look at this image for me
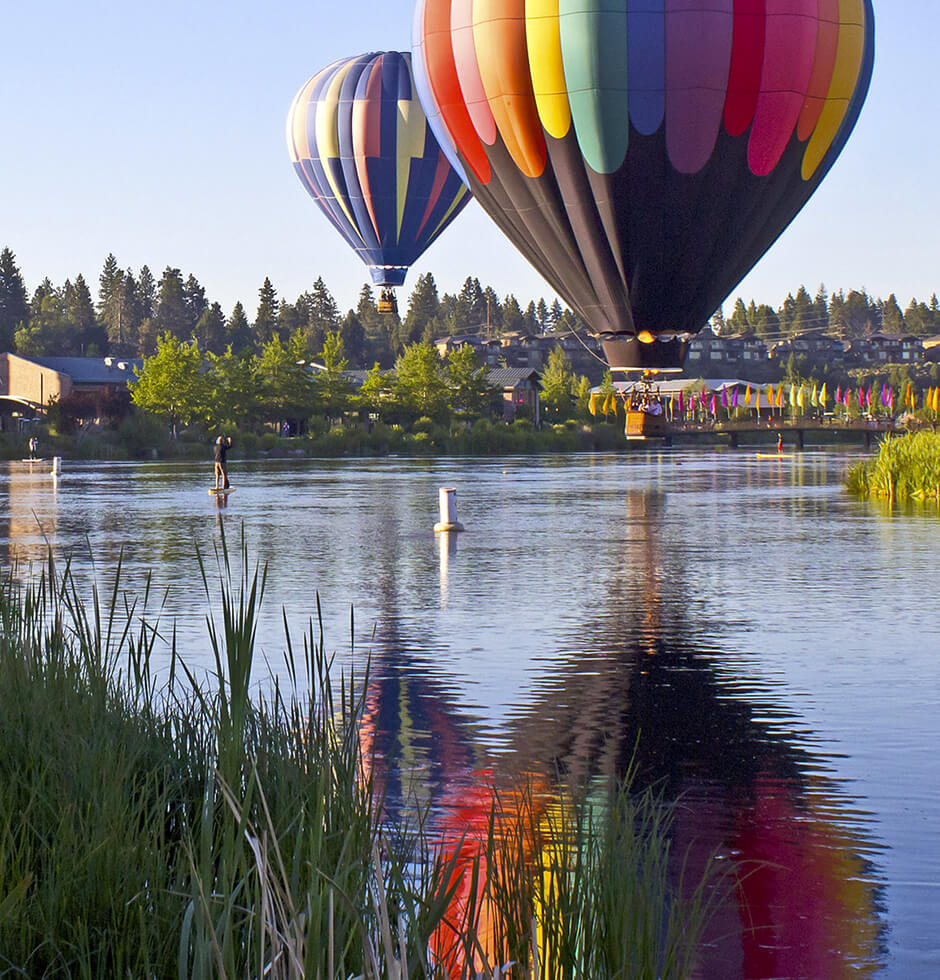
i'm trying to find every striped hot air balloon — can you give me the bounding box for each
[287,52,470,293]
[412,1,875,372]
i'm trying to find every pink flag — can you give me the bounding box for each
[710,394,717,416]
[721,386,728,409]
[678,390,685,413]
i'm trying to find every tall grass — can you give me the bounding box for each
[847,431,940,502]
[0,540,719,978]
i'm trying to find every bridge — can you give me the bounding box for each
[662,418,906,449]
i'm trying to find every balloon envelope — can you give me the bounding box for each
[287,51,470,287]
[412,1,874,370]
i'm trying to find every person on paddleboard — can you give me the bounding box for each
[213,435,232,490]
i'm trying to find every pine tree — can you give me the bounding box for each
[535,297,549,334]
[306,277,340,353]
[226,301,253,353]
[31,278,57,315]
[0,248,30,351]
[136,266,156,322]
[153,267,190,340]
[194,302,227,354]
[254,277,279,346]
[339,309,366,367]
[501,294,524,332]
[182,274,207,335]
[401,273,440,348]
[727,297,749,334]
[879,294,905,334]
[64,274,105,353]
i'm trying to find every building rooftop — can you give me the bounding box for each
[24,356,143,384]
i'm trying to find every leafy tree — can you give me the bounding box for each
[129,333,206,436]
[256,331,314,425]
[153,267,190,340]
[446,343,493,419]
[357,362,393,418]
[0,247,30,350]
[206,349,260,428]
[574,374,593,419]
[393,341,449,421]
[254,277,279,346]
[15,294,71,356]
[315,330,352,419]
[540,345,575,418]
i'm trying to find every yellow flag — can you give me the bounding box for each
[589,392,599,417]
[602,393,611,416]
[755,390,761,411]
[745,385,752,406]
[934,387,940,413]
[766,384,774,407]
[819,383,827,408]
[777,386,784,408]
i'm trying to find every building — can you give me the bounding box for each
[0,354,141,429]
[485,367,541,424]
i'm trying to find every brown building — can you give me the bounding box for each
[0,354,141,429]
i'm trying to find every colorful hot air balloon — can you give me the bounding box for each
[412,2,874,371]
[287,51,470,302]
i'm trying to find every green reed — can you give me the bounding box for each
[847,431,940,502]
[0,544,719,978]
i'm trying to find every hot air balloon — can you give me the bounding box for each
[412,1,874,371]
[287,51,470,313]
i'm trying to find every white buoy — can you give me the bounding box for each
[433,487,465,532]
[52,456,62,475]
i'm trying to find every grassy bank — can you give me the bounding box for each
[0,417,631,463]
[846,431,940,502]
[0,540,718,978]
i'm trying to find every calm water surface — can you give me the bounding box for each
[1,451,938,978]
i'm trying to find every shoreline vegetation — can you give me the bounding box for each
[846,431,940,502]
[0,537,719,978]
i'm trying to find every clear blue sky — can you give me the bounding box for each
[0,2,935,321]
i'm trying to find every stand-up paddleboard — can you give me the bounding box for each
[756,453,787,459]
[21,458,46,463]
[209,487,236,495]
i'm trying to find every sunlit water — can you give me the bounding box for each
[2,451,938,978]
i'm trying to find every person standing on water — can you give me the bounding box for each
[213,435,232,490]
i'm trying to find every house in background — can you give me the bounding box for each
[0,354,141,430]
[485,367,541,424]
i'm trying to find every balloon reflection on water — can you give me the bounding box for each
[357,489,886,978]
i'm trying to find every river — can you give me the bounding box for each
[1,450,938,978]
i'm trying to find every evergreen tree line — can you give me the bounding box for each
[0,247,578,368]
[3,247,938,367]
[715,284,940,341]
